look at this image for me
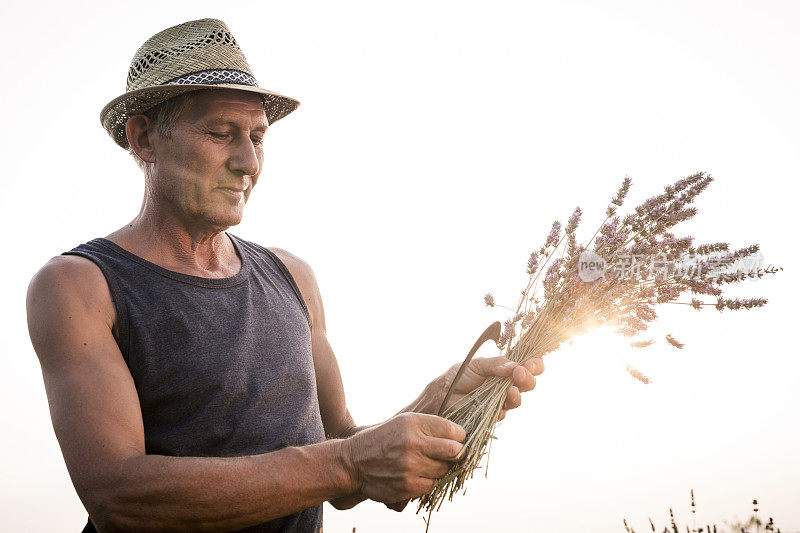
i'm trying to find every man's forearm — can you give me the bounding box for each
[397,373,447,416]
[90,438,353,532]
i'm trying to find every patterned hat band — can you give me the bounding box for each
[164,68,259,88]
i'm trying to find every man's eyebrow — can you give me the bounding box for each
[204,119,268,132]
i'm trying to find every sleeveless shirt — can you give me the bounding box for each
[63,233,326,533]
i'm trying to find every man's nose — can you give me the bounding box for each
[228,136,260,178]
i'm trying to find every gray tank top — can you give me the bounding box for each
[64,233,325,532]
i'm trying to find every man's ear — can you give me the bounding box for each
[126,115,157,164]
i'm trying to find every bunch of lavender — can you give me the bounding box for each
[415,172,781,525]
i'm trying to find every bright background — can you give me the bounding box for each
[1,1,797,532]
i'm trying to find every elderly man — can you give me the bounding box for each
[26,18,543,532]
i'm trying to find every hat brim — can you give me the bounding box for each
[100,84,300,149]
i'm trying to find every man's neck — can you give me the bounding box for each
[106,207,242,279]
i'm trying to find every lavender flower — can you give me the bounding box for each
[521,311,535,329]
[542,258,564,300]
[626,365,651,384]
[545,220,562,249]
[713,297,768,311]
[607,176,632,217]
[526,252,539,275]
[694,242,729,255]
[566,206,583,234]
[732,244,760,259]
[497,318,516,349]
[665,334,685,349]
[483,293,495,307]
[630,339,655,348]
[656,284,681,303]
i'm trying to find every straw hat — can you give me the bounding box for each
[100,18,300,149]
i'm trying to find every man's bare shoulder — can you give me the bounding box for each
[26,255,116,352]
[267,247,325,331]
[268,247,314,283]
[28,254,109,299]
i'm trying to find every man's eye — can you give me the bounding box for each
[252,137,265,146]
[210,132,230,139]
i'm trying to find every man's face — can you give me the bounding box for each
[148,89,268,231]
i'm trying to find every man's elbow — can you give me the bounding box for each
[83,495,131,532]
[329,499,352,511]
[87,499,171,533]
[79,472,156,532]
[89,514,130,533]
[329,494,367,511]
[81,485,141,532]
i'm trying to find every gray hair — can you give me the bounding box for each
[126,91,199,171]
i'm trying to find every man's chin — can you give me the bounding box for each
[202,210,245,232]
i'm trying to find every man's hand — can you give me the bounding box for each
[340,412,467,506]
[439,355,545,421]
[381,355,545,513]
[333,356,545,513]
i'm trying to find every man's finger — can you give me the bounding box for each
[416,413,467,442]
[504,385,522,410]
[527,357,545,376]
[416,457,454,481]
[421,436,468,462]
[512,365,537,393]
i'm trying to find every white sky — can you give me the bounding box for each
[1,1,798,532]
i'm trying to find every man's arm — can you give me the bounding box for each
[273,249,439,512]
[272,249,545,511]
[269,249,370,510]
[26,256,355,531]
